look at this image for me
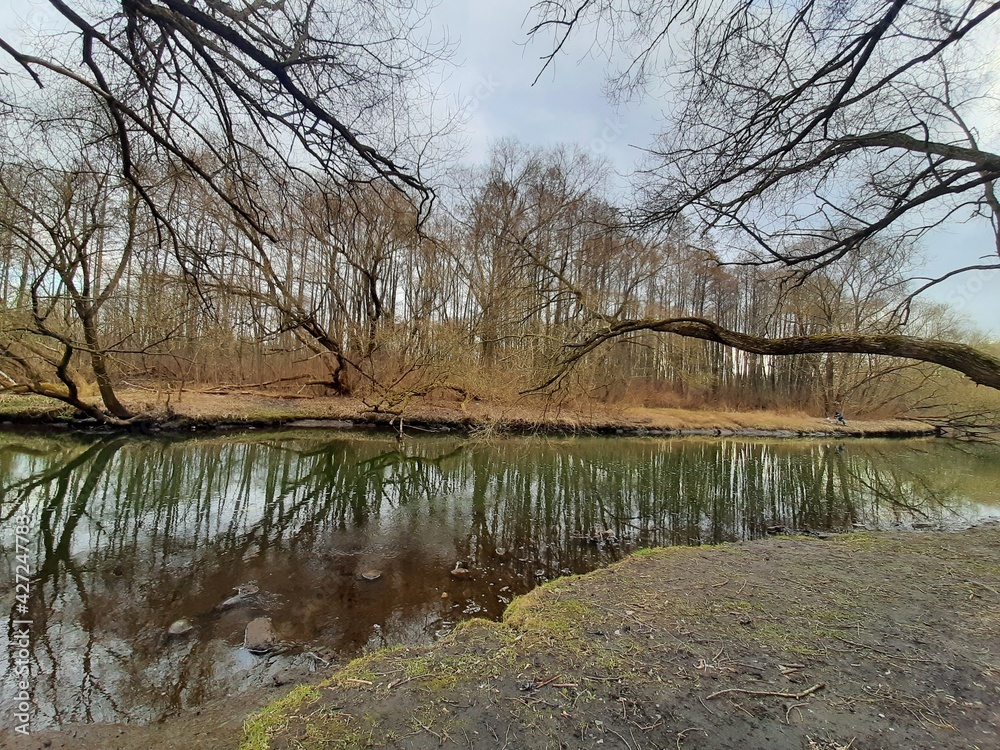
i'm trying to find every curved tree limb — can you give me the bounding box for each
[531,317,1000,393]
[527,0,1000,278]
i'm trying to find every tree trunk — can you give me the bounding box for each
[79,311,133,419]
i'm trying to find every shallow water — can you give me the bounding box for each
[2,429,998,728]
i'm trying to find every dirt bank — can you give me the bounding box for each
[2,527,997,750]
[0,390,937,438]
[237,526,999,750]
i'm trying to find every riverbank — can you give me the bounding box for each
[0,389,937,438]
[2,526,997,750]
[243,525,1000,750]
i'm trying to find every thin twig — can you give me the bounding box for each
[387,674,434,690]
[833,636,936,663]
[964,579,1000,596]
[707,683,825,700]
[785,701,809,724]
[607,726,634,750]
[632,718,664,731]
[501,723,513,750]
[417,721,441,740]
[676,727,707,748]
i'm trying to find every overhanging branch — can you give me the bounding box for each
[531,316,1000,392]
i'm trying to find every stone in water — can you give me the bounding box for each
[167,619,194,637]
[245,617,277,654]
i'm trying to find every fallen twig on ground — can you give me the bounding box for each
[707,683,825,700]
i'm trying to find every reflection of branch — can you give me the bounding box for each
[38,440,128,580]
[356,444,467,474]
[847,461,957,519]
[352,446,467,505]
[0,440,107,523]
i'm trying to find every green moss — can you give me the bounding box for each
[239,684,321,750]
[750,621,835,656]
[296,711,382,750]
[630,546,664,558]
[405,648,513,693]
[506,595,593,636]
[332,646,406,685]
[449,616,509,638]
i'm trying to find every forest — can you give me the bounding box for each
[2,0,1000,426]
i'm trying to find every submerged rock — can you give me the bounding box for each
[219,583,260,609]
[450,561,471,578]
[360,569,382,581]
[244,617,277,654]
[167,619,194,637]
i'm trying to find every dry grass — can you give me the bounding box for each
[620,405,922,434]
[157,389,935,435]
[0,387,935,436]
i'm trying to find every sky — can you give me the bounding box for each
[430,1,1000,336]
[431,1,654,179]
[2,0,998,335]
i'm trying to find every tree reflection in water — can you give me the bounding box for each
[1,431,997,728]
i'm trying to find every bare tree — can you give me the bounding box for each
[0,157,144,422]
[1,0,447,240]
[456,141,620,366]
[528,0,1000,390]
[0,0,451,416]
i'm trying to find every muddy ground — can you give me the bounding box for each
[237,526,999,750]
[6,526,997,750]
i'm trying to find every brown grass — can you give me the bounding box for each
[0,384,936,436]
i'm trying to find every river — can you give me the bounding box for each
[2,429,998,729]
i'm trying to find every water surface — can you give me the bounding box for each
[2,429,998,728]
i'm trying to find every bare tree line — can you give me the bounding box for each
[525,0,1000,391]
[1,124,980,422]
[1,0,1000,424]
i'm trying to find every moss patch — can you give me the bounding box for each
[239,684,320,750]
